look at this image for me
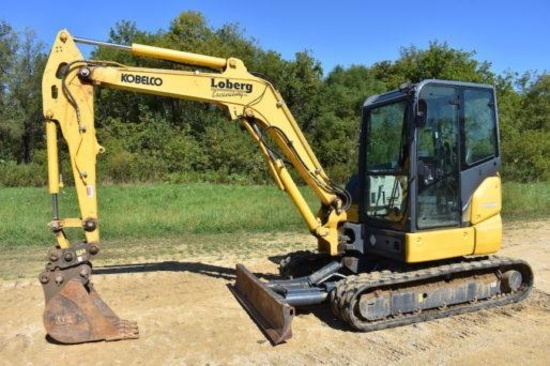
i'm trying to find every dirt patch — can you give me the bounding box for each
[1,222,549,365]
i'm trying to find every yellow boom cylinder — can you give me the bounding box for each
[274,160,320,233]
[131,44,227,69]
[72,34,227,69]
[46,120,60,194]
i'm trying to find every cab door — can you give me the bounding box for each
[415,85,461,229]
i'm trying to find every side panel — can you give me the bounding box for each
[470,176,502,255]
[473,214,502,255]
[470,176,502,225]
[405,227,475,263]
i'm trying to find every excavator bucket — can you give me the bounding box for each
[231,264,294,345]
[40,263,139,344]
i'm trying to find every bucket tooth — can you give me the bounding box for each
[231,264,294,345]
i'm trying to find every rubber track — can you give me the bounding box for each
[330,256,534,331]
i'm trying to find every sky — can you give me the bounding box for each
[2,0,549,76]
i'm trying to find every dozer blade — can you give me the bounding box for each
[44,279,139,344]
[231,264,294,345]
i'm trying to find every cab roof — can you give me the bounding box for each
[363,79,495,107]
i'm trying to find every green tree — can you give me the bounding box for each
[523,73,550,131]
[9,29,46,162]
[0,20,19,162]
[372,41,495,89]
[4,13,549,186]
[501,72,550,181]
[308,65,385,181]
[0,23,45,163]
[89,11,327,183]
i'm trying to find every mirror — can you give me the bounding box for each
[415,99,427,128]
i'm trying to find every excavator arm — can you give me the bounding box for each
[40,30,348,344]
[43,30,347,254]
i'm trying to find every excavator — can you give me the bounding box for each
[40,29,533,345]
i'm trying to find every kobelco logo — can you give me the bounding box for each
[121,73,163,86]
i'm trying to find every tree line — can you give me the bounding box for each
[0,12,549,187]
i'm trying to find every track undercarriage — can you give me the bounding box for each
[233,253,533,345]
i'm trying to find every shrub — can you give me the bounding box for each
[0,161,47,187]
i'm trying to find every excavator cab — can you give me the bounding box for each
[354,80,502,263]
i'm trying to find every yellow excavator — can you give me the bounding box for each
[40,30,533,345]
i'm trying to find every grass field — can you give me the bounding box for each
[501,182,550,218]
[0,183,317,248]
[0,182,548,248]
